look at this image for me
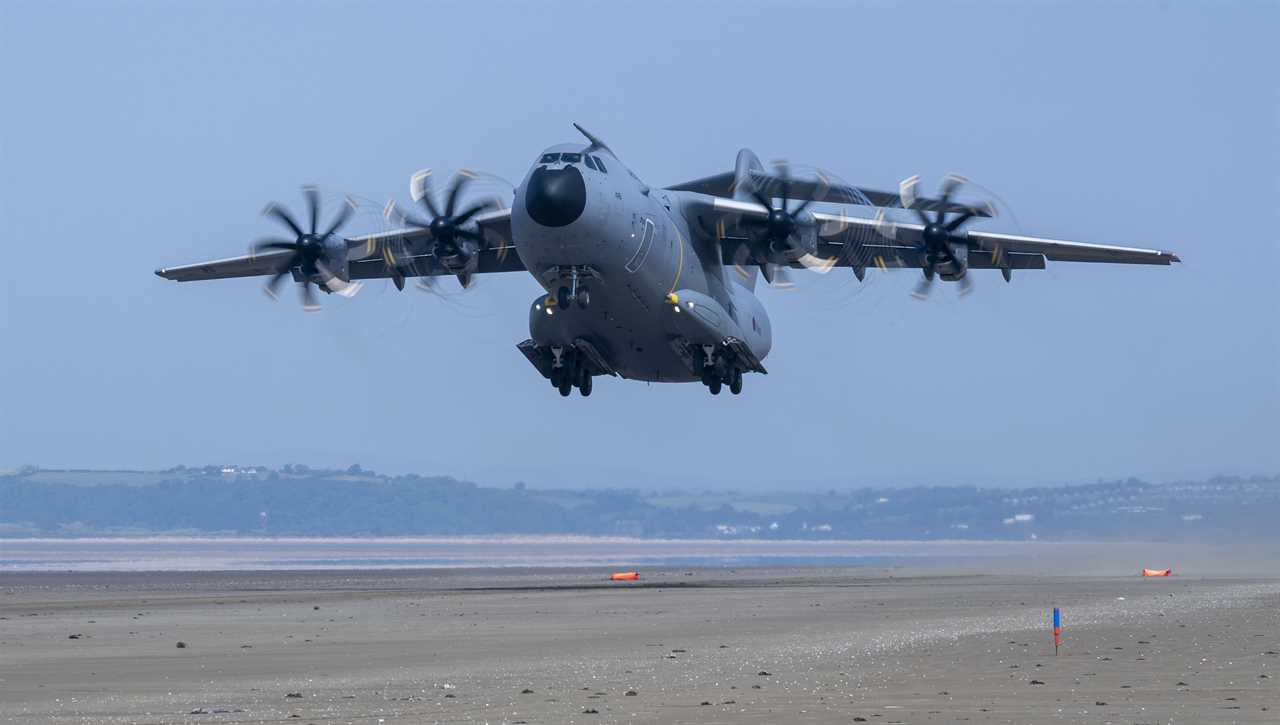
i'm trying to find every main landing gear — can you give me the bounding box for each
[694,345,745,396]
[549,347,593,397]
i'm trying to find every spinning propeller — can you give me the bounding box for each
[733,161,820,287]
[253,187,356,311]
[880,174,993,299]
[385,170,502,290]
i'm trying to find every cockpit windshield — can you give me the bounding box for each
[537,151,607,173]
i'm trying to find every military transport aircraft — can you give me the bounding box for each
[156,124,1180,397]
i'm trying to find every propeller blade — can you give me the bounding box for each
[873,209,898,241]
[898,175,920,209]
[775,160,791,214]
[911,274,934,300]
[445,171,473,217]
[935,174,965,225]
[899,176,931,225]
[415,171,441,219]
[797,253,836,273]
[304,186,320,235]
[263,266,291,300]
[314,258,337,286]
[945,210,977,232]
[263,203,305,238]
[384,200,429,230]
[452,200,494,226]
[939,174,966,201]
[300,281,319,311]
[253,239,300,254]
[761,262,777,285]
[321,197,355,238]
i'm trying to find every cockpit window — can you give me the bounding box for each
[583,154,598,171]
[539,153,560,164]
[592,155,608,173]
[560,152,582,164]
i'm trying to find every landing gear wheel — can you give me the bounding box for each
[709,379,722,395]
[556,286,570,310]
[576,289,591,309]
[558,377,573,397]
[729,370,743,395]
[579,373,592,397]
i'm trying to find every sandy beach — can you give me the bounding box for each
[1,567,1276,724]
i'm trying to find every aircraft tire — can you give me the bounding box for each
[558,379,573,397]
[709,379,722,395]
[730,371,743,395]
[556,286,570,310]
[579,374,592,397]
[577,289,590,309]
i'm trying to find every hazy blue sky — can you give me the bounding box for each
[1,1,1276,489]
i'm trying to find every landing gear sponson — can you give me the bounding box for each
[518,334,763,398]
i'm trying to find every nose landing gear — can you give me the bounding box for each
[549,265,597,310]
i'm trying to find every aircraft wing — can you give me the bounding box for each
[667,171,988,217]
[694,197,1179,271]
[154,249,300,282]
[809,212,1181,268]
[156,208,521,282]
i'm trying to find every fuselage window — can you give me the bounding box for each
[583,154,598,171]
[539,153,560,164]
[560,152,582,164]
[593,156,608,173]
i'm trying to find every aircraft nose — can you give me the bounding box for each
[525,164,586,227]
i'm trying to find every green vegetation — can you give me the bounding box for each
[1,466,1276,541]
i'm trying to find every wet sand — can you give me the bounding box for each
[1,567,1276,724]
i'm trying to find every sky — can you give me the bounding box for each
[1,1,1276,490]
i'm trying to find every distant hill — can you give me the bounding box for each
[1,465,1277,541]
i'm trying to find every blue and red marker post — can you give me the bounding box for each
[1053,607,1062,655]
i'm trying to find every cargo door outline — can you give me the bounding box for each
[625,216,656,273]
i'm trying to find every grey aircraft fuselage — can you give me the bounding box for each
[513,142,771,383]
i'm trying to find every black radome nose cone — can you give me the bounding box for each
[525,164,586,227]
